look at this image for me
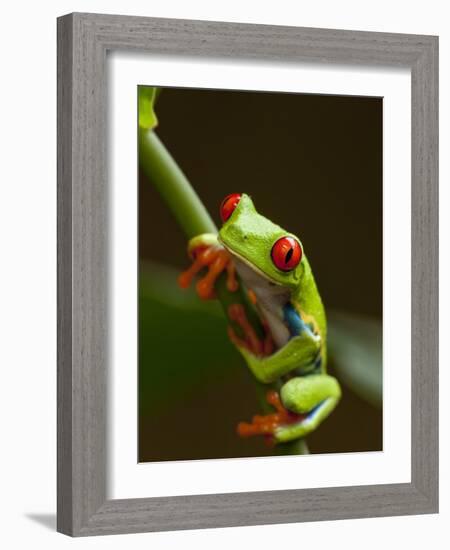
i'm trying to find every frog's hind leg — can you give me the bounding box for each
[275,374,341,443]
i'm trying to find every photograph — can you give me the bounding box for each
[138,86,383,462]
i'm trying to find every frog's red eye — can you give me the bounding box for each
[220,193,242,222]
[271,237,302,271]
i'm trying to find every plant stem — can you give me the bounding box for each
[276,439,309,456]
[139,129,217,239]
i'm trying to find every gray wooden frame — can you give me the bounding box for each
[57,12,438,537]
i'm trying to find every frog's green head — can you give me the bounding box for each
[218,193,305,289]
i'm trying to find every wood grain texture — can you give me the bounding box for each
[410,36,439,506]
[57,12,439,536]
[57,14,73,535]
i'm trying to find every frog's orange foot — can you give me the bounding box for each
[237,390,303,442]
[178,244,238,300]
[227,303,274,357]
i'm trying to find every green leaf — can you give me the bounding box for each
[328,311,382,408]
[138,86,159,130]
[139,262,240,417]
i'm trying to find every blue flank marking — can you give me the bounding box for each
[283,303,308,337]
[303,400,328,425]
[283,302,323,373]
[307,402,322,419]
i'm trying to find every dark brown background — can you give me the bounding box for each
[139,88,382,462]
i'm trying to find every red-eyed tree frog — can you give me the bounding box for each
[179,193,341,445]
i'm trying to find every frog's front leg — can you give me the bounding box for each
[178,233,238,299]
[274,374,341,443]
[235,328,322,384]
[179,233,273,356]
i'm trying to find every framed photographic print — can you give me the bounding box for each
[57,13,438,536]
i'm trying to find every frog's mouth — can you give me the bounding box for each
[220,242,292,349]
[218,238,281,286]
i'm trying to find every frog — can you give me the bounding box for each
[178,193,341,445]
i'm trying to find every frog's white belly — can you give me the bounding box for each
[258,304,290,348]
[230,254,291,349]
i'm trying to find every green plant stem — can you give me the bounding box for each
[276,439,309,455]
[139,129,216,239]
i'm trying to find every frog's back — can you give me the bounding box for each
[291,256,327,371]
